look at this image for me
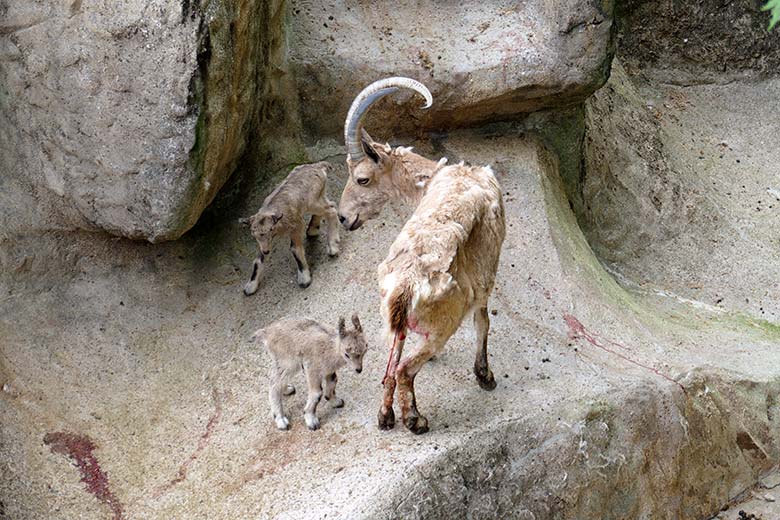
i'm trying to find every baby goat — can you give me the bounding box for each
[338,78,506,434]
[241,161,340,295]
[254,315,368,431]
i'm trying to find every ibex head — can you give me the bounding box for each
[338,313,368,373]
[338,77,432,231]
[246,211,282,255]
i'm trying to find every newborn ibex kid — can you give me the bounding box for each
[254,314,367,430]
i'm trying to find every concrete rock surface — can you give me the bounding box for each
[617,0,780,83]
[0,0,275,241]
[2,1,780,518]
[581,60,780,322]
[1,129,778,519]
[1,0,614,241]
[288,0,615,137]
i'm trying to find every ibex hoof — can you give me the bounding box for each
[404,415,429,435]
[331,397,345,408]
[476,370,497,391]
[378,407,395,430]
[297,268,312,288]
[283,384,296,396]
[274,416,290,430]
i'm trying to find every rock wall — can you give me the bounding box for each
[1,0,616,241]
[0,0,283,242]
[617,0,780,83]
[580,60,690,263]
[287,0,615,137]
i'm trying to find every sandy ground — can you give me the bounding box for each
[1,81,779,518]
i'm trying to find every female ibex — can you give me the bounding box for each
[338,78,506,434]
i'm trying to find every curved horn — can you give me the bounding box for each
[344,77,433,162]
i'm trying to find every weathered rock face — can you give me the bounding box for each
[580,60,690,263]
[0,0,278,242]
[1,0,613,241]
[617,0,780,82]
[287,0,616,138]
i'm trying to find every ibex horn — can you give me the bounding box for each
[344,77,433,162]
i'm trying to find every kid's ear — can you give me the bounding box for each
[238,217,251,226]
[272,212,282,225]
[351,313,362,332]
[338,317,347,337]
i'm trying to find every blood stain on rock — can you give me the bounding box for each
[43,431,124,520]
[153,387,224,498]
[564,313,686,394]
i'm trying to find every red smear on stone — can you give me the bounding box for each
[231,429,344,492]
[43,431,124,520]
[528,277,555,300]
[564,313,687,394]
[153,388,223,498]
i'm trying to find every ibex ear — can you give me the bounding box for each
[271,212,282,225]
[361,128,382,164]
[338,317,347,337]
[238,217,251,226]
[351,313,362,332]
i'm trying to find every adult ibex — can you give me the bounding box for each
[339,78,506,434]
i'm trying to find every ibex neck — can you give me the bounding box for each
[328,346,347,372]
[390,152,443,205]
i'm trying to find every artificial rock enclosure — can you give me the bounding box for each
[1,1,779,519]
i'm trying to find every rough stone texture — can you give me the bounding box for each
[580,59,780,322]
[287,0,615,137]
[1,131,778,519]
[2,1,780,518]
[581,60,690,263]
[0,0,276,241]
[715,474,780,519]
[617,0,780,83]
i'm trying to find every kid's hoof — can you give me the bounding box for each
[331,397,345,408]
[243,283,258,296]
[274,416,290,430]
[305,416,320,431]
[404,415,429,435]
[476,370,497,391]
[378,408,395,430]
[283,384,296,396]
[328,247,340,257]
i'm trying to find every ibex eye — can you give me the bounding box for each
[345,353,351,359]
[357,177,370,186]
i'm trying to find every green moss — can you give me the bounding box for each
[536,141,645,316]
[714,312,780,341]
[527,108,587,215]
